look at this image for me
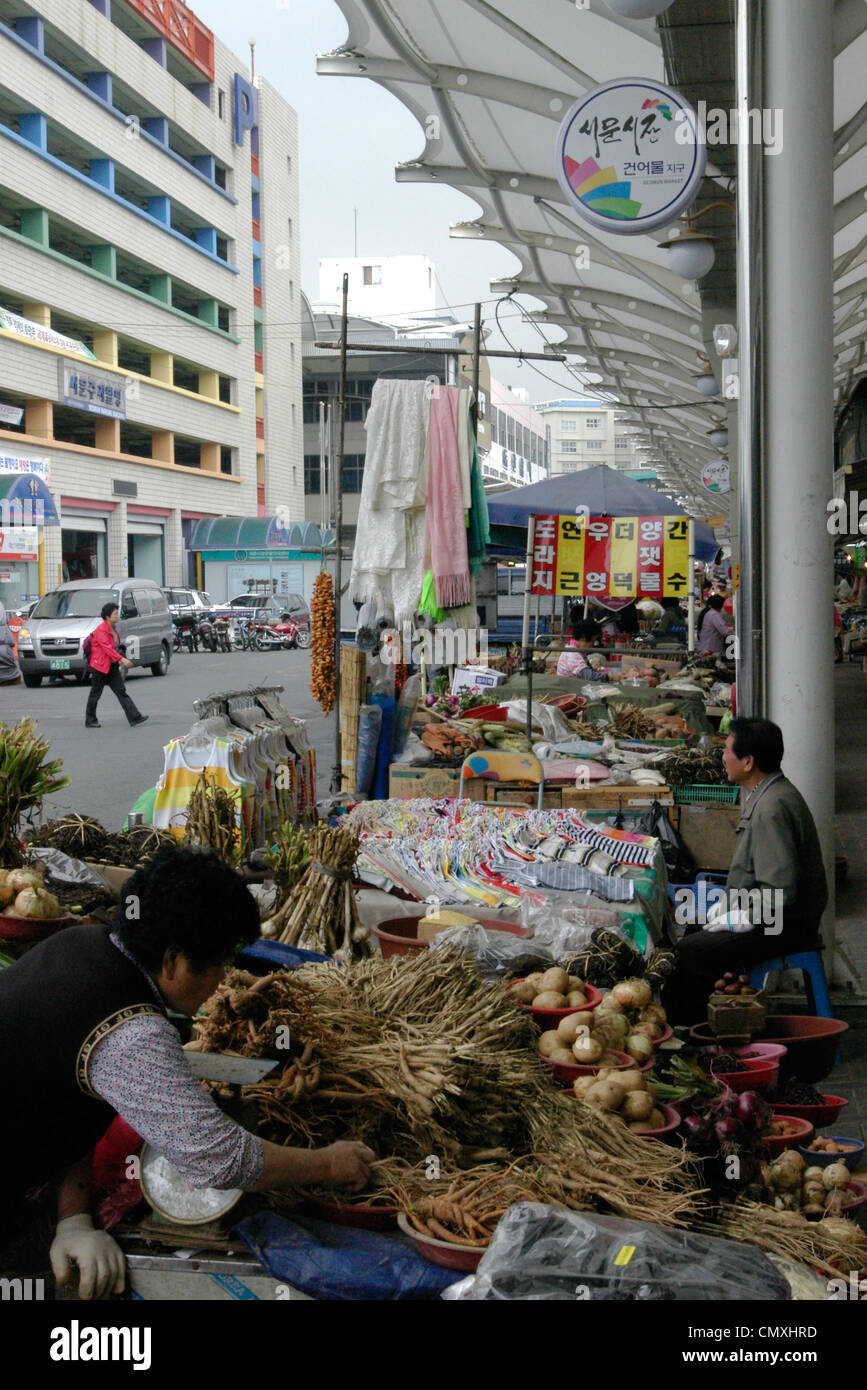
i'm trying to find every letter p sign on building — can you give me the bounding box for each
[234,73,259,146]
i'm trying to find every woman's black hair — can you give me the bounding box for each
[697,592,725,631]
[729,717,784,774]
[571,619,597,643]
[114,844,259,973]
[616,603,639,636]
[101,601,118,621]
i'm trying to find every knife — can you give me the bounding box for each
[184,1052,280,1086]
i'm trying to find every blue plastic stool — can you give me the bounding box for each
[748,950,832,1018]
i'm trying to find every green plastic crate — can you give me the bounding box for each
[673,784,740,805]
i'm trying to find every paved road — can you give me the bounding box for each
[1,649,335,829]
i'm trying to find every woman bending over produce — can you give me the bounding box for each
[0,845,373,1299]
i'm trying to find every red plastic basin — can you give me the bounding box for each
[690,1015,848,1084]
[396,1212,484,1271]
[769,1094,849,1129]
[372,915,529,958]
[712,1056,780,1093]
[802,1180,867,1222]
[762,1114,815,1155]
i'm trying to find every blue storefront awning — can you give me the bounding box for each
[189,516,333,552]
[0,473,60,525]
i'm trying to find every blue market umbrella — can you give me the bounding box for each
[486,465,721,563]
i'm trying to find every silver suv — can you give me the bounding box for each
[17,578,173,688]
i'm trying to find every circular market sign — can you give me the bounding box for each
[701,459,730,494]
[555,79,706,236]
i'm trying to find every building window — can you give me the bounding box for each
[585,416,601,430]
[559,459,578,473]
[362,265,382,286]
[287,156,292,177]
[218,90,226,120]
[304,454,322,494]
[220,446,234,475]
[586,441,603,451]
[287,217,293,242]
[561,440,578,454]
[616,437,629,450]
[342,454,365,493]
[561,419,577,432]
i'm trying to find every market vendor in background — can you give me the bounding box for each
[0,846,374,1299]
[650,597,686,645]
[696,593,732,657]
[664,718,828,1025]
[557,609,610,683]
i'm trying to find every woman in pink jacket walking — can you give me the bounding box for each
[84,602,148,729]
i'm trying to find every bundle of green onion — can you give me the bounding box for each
[0,719,69,867]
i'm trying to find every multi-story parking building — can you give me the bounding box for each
[0,0,302,611]
[537,399,642,476]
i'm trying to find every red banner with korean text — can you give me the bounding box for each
[530,515,690,599]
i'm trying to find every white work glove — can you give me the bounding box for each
[50,1213,126,1300]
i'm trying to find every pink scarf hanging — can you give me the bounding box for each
[426,386,471,608]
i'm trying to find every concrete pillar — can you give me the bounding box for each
[14,16,44,53]
[763,0,836,956]
[152,431,174,465]
[198,369,220,400]
[142,116,169,144]
[200,443,220,473]
[19,113,47,151]
[165,508,184,585]
[148,274,172,306]
[92,329,118,366]
[85,72,113,104]
[25,399,52,438]
[150,352,173,385]
[20,209,49,247]
[141,37,167,66]
[197,299,219,327]
[107,500,127,577]
[42,523,64,591]
[90,245,116,278]
[89,158,115,192]
[147,196,171,225]
[21,302,51,326]
[194,227,218,255]
[94,418,120,453]
[193,154,216,180]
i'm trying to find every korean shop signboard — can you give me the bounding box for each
[555,78,706,235]
[530,515,690,600]
[59,360,126,419]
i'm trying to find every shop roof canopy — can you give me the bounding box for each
[189,516,333,552]
[486,464,720,562]
[0,473,59,525]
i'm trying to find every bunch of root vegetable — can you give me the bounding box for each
[260,822,370,959]
[192,947,701,1228]
[183,772,243,867]
[264,821,311,907]
[310,572,336,716]
[606,703,663,741]
[698,1200,867,1279]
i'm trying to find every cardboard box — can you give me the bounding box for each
[676,801,742,872]
[451,666,507,696]
[485,782,562,809]
[561,785,673,811]
[84,861,135,895]
[389,764,486,800]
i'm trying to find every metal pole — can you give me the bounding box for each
[764,0,836,965]
[331,273,349,794]
[522,517,536,745]
[687,520,696,654]
[735,0,765,715]
[471,302,481,428]
[318,401,326,532]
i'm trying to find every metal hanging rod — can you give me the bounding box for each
[313,340,567,361]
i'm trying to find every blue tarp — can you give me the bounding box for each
[486,465,721,564]
[234,1211,459,1300]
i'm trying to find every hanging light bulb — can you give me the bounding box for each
[659,228,717,280]
[695,372,720,397]
[709,426,729,450]
[602,0,676,17]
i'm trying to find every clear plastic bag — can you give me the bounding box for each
[443,1204,792,1301]
[428,924,554,979]
[27,846,111,888]
[394,731,433,766]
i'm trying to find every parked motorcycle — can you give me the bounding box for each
[198,612,232,653]
[229,613,255,651]
[173,615,200,654]
[250,615,311,652]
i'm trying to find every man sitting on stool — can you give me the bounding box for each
[665,718,828,1025]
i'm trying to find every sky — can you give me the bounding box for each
[192,0,594,404]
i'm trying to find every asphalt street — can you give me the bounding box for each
[1,648,334,829]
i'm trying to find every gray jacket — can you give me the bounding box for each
[726,773,828,938]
